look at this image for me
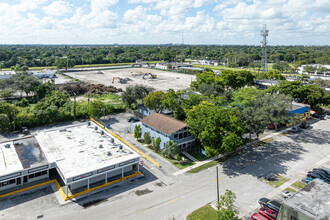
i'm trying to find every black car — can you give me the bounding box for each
[299,122,310,129]
[307,171,330,182]
[313,168,330,176]
[127,117,140,122]
[311,113,325,119]
[258,198,281,212]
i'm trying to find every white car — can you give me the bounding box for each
[282,191,294,198]
[326,112,330,119]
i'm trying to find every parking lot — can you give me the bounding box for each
[0,118,329,220]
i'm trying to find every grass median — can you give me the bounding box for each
[187,149,245,174]
[186,204,218,220]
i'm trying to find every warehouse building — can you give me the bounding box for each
[0,121,141,197]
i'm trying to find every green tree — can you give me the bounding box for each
[161,89,186,120]
[0,88,15,98]
[164,140,180,158]
[35,80,56,100]
[0,114,10,132]
[232,88,263,107]
[155,137,161,150]
[144,91,165,113]
[217,190,240,220]
[134,124,142,139]
[218,70,255,90]
[144,132,151,144]
[88,100,106,118]
[185,101,245,156]
[122,85,153,108]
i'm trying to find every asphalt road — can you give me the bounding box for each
[0,119,329,220]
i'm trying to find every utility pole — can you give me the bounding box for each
[66,57,68,71]
[216,166,220,210]
[13,102,16,131]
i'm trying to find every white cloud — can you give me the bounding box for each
[88,0,119,9]
[43,1,71,16]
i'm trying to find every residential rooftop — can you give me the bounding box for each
[141,113,187,135]
[35,121,140,179]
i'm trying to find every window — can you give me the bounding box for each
[41,171,48,175]
[179,133,183,139]
[9,179,15,184]
[29,174,35,179]
[174,134,178,138]
[35,172,41,177]
[184,132,188,138]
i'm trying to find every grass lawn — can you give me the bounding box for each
[189,150,208,161]
[254,138,274,146]
[292,181,306,190]
[266,175,289,188]
[186,204,218,220]
[187,149,245,174]
[285,187,297,193]
[193,64,258,73]
[144,145,195,170]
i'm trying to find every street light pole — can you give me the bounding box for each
[216,166,220,210]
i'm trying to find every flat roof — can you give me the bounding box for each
[283,179,330,219]
[0,137,47,176]
[0,142,23,176]
[35,121,140,179]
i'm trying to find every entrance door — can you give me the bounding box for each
[23,176,28,183]
[16,177,21,185]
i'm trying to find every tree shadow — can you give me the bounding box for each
[221,141,307,178]
[287,128,330,145]
[103,118,120,125]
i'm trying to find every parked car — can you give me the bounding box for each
[313,168,330,176]
[127,117,140,122]
[259,207,278,220]
[290,126,300,133]
[307,171,330,182]
[311,113,325,119]
[299,122,310,129]
[325,112,330,119]
[21,126,29,135]
[251,213,269,220]
[304,177,326,183]
[258,198,281,212]
[282,191,294,199]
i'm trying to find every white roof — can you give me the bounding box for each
[35,122,140,179]
[0,142,23,176]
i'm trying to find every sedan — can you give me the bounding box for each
[311,113,325,119]
[299,122,310,129]
[313,168,330,176]
[251,213,269,220]
[259,207,278,220]
[258,198,281,212]
[127,117,140,122]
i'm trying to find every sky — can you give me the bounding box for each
[0,0,329,45]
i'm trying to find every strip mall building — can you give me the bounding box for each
[0,121,141,197]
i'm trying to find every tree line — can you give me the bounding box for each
[0,45,329,69]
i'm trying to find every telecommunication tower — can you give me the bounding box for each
[260,25,269,72]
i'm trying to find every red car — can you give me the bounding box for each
[251,213,269,220]
[259,207,278,220]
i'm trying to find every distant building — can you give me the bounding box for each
[29,69,56,79]
[132,113,195,151]
[137,104,172,117]
[0,71,15,80]
[254,79,281,90]
[277,179,330,220]
[155,63,193,70]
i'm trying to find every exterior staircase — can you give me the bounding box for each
[182,151,199,162]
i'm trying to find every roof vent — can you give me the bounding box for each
[110,138,114,143]
[5,144,10,148]
[88,121,91,126]
[95,126,98,131]
[99,144,103,148]
[107,152,112,156]
[14,142,19,145]
[101,130,104,135]
[119,145,123,150]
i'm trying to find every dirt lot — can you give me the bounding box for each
[65,68,196,91]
